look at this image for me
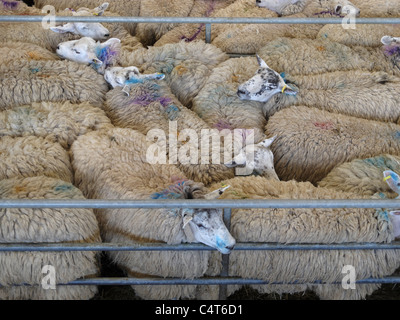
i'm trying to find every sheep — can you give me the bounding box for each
[0,42,59,64]
[257,37,400,77]
[264,106,400,184]
[349,0,400,18]
[207,175,400,300]
[0,175,101,300]
[0,101,113,149]
[317,154,400,198]
[238,55,400,123]
[0,59,109,109]
[33,0,141,35]
[0,136,73,183]
[191,56,268,143]
[70,126,235,300]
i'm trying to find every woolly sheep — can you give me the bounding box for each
[0,136,73,183]
[239,56,400,122]
[0,59,108,109]
[350,0,400,17]
[208,175,400,300]
[0,42,59,64]
[318,154,400,198]
[0,101,113,149]
[191,56,267,143]
[0,175,100,300]
[33,0,141,34]
[265,106,400,184]
[70,127,235,299]
[258,37,400,76]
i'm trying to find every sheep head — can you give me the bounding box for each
[237,55,296,103]
[225,135,279,180]
[51,3,110,40]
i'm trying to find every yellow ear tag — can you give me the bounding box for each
[282,85,287,93]
[383,175,392,182]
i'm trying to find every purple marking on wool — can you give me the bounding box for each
[383,44,400,57]
[1,0,19,9]
[129,90,173,108]
[214,119,233,131]
[313,10,344,18]
[159,96,172,108]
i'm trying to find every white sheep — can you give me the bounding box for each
[208,175,400,300]
[0,175,100,300]
[0,41,59,65]
[70,126,235,299]
[0,101,113,149]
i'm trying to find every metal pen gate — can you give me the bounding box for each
[2,13,400,299]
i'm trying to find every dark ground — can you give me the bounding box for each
[91,253,400,300]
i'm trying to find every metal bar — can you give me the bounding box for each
[1,15,400,24]
[219,208,232,300]
[0,241,400,252]
[13,276,400,286]
[205,23,211,43]
[1,199,400,209]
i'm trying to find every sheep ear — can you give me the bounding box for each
[101,38,121,48]
[381,35,394,45]
[95,2,109,15]
[91,57,103,65]
[258,135,277,148]
[181,209,194,229]
[389,211,400,238]
[204,185,230,199]
[50,23,76,33]
[256,54,268,68]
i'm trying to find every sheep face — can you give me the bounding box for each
[256,0,300,14]
[51,2,110,40]
[225,136,279,180]
[182,208,236,254]
[330,0,360,17]
[389,211,400,238]
[56,37,120,67]
[104,66,165,88]
[237,55,296,103]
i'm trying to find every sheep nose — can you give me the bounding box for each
[237,89,246,95]
[104,33,110,37]
[225,244,235,251]
[256,0,261,3]
[56,45,60,50]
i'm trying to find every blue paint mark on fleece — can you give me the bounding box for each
[1,0,19,9]
[394,131,400,139]
[151,180,187,199]
[54,184,73,192]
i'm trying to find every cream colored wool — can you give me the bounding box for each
[0,60,108,110]
[265,106,400,184]
[0,136,73,183]
[71,127,222,299]
[0,101,113,149]
[318,24,400,47]
[262,70,400,123]
[0,176,100,300]
[257,37,400,76]
[318,154,400,198]
[0,42,59,64]
[104,81,235,186]
[208,176,400,299]
[351,0,400,17]
[33,0,140,35]
[192,56,267,143]
[119,40,228,107]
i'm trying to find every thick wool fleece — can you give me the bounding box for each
[192,56,267,143]
[0,101,113,149]
[262,70,400,123]
[0,42,59,65]
[0,176,100,300]
[0,60,108,110]
[33,0,140,34]
[0,136,73,183]
[257,37,400,77]
[265,106,400,184]
[120,40,228,107]
[70,127,221,299]
[104,81,235,186]
[351,0,400,17]
[209,176,400,300]
[318,154,400,198]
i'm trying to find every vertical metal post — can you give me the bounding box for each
[219,207,232,300]
[205,23,211,43]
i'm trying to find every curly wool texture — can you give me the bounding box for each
[0,60,108,110]
[120,40,228,108]
[257,37,400,77]
[0,136,73,183]
[265,106,400,184]
[105,80,234,186]
[70,127,221,300]
[208,176,400,300]
[0,101,113,149]
[0,42,59,65]
[350,0,400,17]
[192,56,267,143]
[262,70,400,123]
[0,176,100,300]
[318,154,400,197]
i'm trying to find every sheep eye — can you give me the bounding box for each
[72,48,81,54]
